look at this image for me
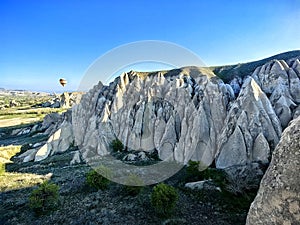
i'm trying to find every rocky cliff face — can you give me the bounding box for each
[246,116,300,225]
[252,59,300,128]
[216,77,281,168]
[18,53,300,171]
[72,68,231,166]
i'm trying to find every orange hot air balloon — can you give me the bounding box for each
[59,78,67,87]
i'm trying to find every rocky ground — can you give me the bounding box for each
[0,123,254,225]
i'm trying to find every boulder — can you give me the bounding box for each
[246,116,300,225]
[185,180,221,192]
[224,163,266,195]
[137,151,148,161]
[123,153,137,161]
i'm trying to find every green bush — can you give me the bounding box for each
[185,161,226,188]
[123,174,144,196]
[185,160,203,182]
[29,181,59,215]
[204,168,227,188]
[110,139,124,152]
[86,165,112,190]
[151,183,178,217]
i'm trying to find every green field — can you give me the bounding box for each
[0,94,66,127]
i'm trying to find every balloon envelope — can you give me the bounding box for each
[59,78,67,87]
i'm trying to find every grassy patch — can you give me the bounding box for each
[0,145,50,192]
[0,95,51,106]
[0,107,66,128]
[0,172,49,192]
[0,108,66,117]
[0,145,21,162]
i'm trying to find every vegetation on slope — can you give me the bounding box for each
[211,50,300,82]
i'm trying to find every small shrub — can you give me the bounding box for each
[123,174,144,196]
[110,139,124,152]
[151,183,178,217]
[86,165,112,190]
[149,149,160,161]
[29,181,59,215]
[225,168,261,195]
[204,168,227,189]
[185,161,226,188]
[185,160,204,182]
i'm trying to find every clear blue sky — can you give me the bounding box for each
[1,0,299,91]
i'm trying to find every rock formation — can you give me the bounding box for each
[34,119,74,162]
[41,92,83,108]
[216,77,281,168]
[17,52,300,172]
[246,116,300,225]
[252,59,300,128]
[72,68,231,166]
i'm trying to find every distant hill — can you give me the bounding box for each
[211,50,300,82]
[0,88,51,97]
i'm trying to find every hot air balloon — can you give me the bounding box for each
[59,78,67,87]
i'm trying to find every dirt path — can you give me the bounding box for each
[0,117,41,128]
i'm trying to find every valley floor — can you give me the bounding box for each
[1,159,248,225]
[0,118,252,225]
